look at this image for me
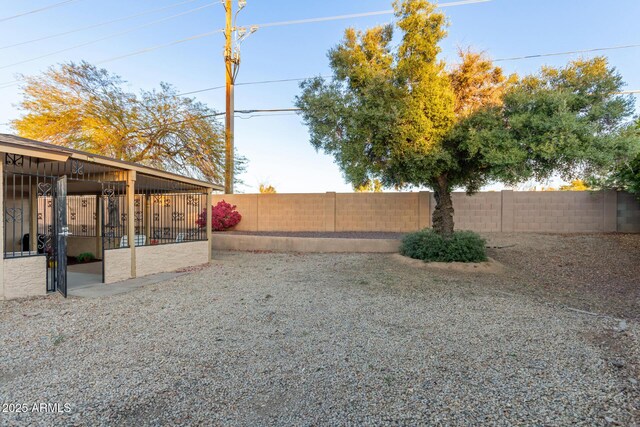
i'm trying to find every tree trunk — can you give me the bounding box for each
[432,175,455,237]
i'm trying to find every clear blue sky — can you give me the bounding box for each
[0,0,638,193]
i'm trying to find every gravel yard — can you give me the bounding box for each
[483,233,640,320]
[1,235,639,425]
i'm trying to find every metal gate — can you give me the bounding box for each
[54,176,68,297]
[100,182,127,283]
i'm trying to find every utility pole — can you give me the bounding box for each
[222,0,256,194]
[223,0,234,194]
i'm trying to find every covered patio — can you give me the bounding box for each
[0,134,219,299]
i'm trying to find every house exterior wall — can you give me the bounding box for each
[2,256,46,300]
[103,248,131,284]
[135,241,208,277]
[213,190,640,234]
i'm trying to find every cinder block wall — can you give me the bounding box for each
[336,193,420,232]
[512,191,605,232]
[617,192,640,233]
[259,193,326,231]
[212,190,640,233]
[450,192,502,232]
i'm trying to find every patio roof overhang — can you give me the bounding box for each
[0,134,223,192]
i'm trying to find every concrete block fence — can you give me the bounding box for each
[213,190,640,234]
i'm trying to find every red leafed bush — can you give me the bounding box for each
[196,200,242,231]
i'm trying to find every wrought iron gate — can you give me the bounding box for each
[54,176,68,297]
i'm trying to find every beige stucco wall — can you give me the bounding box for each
[135,241,209,277]
[213,190,640,233]
[2,256,46,300]
[103,248,131,284]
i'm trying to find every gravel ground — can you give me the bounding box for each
[482,233,640,320]
[1,249,638,425]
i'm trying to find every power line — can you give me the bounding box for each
[0,109,297,132]
[246,0,491,30]
[236,108,301,114]
[236,112,298,119]
[0,0,203,51]
[0,0,83,23]
[495,43,640,62]
[176,68,640,99]
[177,76,332,96]
[178,85,225,96]
[96,30,222,65]
[0,2,217,70]
[130,108,299,132]
[0,81,20,89]
[79,1,492,67]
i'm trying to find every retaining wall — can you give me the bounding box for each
[211,234,401,253]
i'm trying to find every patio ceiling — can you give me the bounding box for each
[0,133,222,192]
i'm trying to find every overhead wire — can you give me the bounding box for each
[0,0,203,51]
[1,0,638,105]
[0,0,83,23]
[495,43,640,62]
[64,0,493,66]
[96,30,223,65]
[128,108,299,133]
[246,0,491,30]
[0,2,217,70]
[177,77,331,96]
[236,112,298,119]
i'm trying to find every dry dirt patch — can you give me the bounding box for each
[480,233,640,320]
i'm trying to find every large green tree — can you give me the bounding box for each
[604,118,640,196]
[13,61,245,184]
[296,0,638,235]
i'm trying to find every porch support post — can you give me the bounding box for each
[29,182,38,252]
[206,190,212,261]
[127,171,136,278]
[95,195,102,258]
[0,158,4,298]
[144,194,151,243]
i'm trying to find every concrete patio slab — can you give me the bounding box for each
[68,272,185,298]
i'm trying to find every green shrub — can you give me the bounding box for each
[77,252,96,263]
[400,229,487,263]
